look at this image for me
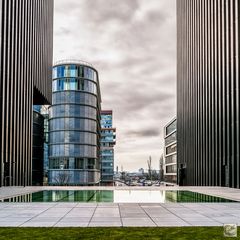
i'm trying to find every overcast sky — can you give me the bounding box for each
[54,0,177,172]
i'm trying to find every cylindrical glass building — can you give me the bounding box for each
[48,60,101,185]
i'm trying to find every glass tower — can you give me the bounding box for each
[48,60,102,185]
[100,110,116,185]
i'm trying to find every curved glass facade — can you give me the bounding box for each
[49,62,101,185]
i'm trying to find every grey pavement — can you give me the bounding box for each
[0,186,240,227]
[0,202,240,227]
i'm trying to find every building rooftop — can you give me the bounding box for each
[54,59,94,68]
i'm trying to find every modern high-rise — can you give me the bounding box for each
[164,118,177,184]
[100,110,116,185]
[48,60,102,185]
[0,0,54,186]
[177,0,240,187]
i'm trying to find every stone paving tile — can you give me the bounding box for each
[91,217,121,222]
[89,222,122,227]
[55,203,78,207]
[0,222,22,227]
[1,217,31,222]
[75,203,97,207]
[97,203,119,207]
[188,222,223,226]
[210,217,240,224]
[152,217,184,222]
[21,222,57,227]
[60,217,91,222]
[155,221,191,227]
[122,218,156,227]
[120,213,148,218]
[55,222,89,227]
[29,217,61,222]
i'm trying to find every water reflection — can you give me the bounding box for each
[2,190,236,203]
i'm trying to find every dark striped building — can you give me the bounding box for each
[0,0,54,186]
[177,0,240,188]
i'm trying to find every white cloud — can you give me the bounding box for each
[54,0,176,171]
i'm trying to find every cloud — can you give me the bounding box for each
[54,0,176,171]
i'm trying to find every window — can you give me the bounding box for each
[166,165,177,173]
[166,120,177,136]
[166,144,177,155]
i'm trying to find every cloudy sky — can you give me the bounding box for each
[54,0,177,172]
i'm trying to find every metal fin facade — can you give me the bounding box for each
[0,0,54,186]
[177,0,240,188]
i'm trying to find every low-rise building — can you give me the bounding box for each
[164,118,177,184]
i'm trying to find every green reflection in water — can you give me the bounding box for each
[165,191,235,203]
[2,190,236,203]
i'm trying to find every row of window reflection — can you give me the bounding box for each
[100,149,114,155]
[101,142,115,147]
[166,164,177,174]
[166,120,177,136]
[102,169,114,174]
[101,156,114,161]
[102,162,113,167]
[49,144,97,158]
[53,65,97,81]
[49,131,97,145]
[52,92,97,106]
[165,154,177,164]
[48,171,99,184]
[49,118,97,132]
[166,144,177,155]
[49,158,99,170]
[165,132,177,146]
[101,136,114,142]
[52,79,97,94]
[49,105,96,119]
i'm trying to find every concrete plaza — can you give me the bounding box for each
[0,186,240,227]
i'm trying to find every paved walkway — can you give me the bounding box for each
[0,186,240,227]
[0,202,240,227]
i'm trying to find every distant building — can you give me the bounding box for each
[48,60,102,185]
[164,118,177,184]
[100,110,116,185]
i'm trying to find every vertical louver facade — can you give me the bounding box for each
[0,0,54,186]
[177,0,240,188]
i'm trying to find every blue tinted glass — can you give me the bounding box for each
[69,78,77,90]
[70,65,77,77]
[53,67,57,78]
[57,79,64,91]
[57,66,65,78]
[53,81,57,92]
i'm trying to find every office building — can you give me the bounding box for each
[0,0,54,186]
[177,0,239,187]
[164,118,177,184]
[49,60,102,185]
[100,110,116,185]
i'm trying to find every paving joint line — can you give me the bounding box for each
[176,203,223,226]
[139,204,157,227]
[87,203,98,227]
[160,204,192,226]
[53,204,78,227]
[19,203,60,226]
[118,204,123,227]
